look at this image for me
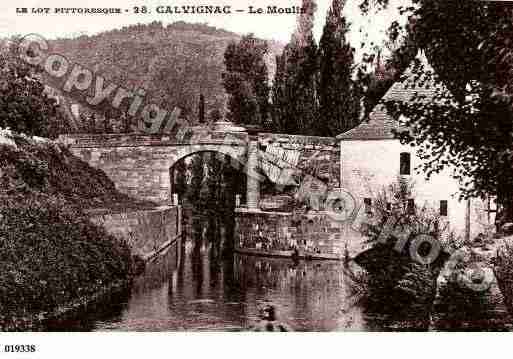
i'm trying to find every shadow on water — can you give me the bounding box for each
[43,288,130,332]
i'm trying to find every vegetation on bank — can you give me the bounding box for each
[494,243,513,315]
[0,130,139,329]
[350,178,449,327]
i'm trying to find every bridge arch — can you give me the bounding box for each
[170,144,248,173]
[169,145,249,203]
[61,133,261,208]
[168,141,260,210]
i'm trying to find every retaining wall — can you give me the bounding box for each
[235,209,347,258]
[90,206,182,260]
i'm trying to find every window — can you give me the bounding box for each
[400,152,411,175]
[440,200,448,217]
[386,202,392,211]
[364,198,372,215]
[407,199,415,214]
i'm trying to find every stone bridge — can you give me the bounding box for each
[59,122,340,209]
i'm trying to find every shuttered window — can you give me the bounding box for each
[440,200,448,216]
[364,198,372,215]
[407,199,415,214]
[400,152,411,175]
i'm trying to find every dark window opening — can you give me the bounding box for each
[400,152,411,175]
[386,202,392,211]
[364,198,372,215]
[440,200,448,216]
[407,199,415,214]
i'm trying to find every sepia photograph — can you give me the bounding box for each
[0,0,513,355]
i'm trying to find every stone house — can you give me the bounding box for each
[337,53,494,240]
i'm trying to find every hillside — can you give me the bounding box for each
[48,21,283,129]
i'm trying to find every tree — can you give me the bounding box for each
[208,108,223,123]
[220,153,238,256]
[172,159,187,203]
[198,93,206,124]
[271,0,320,135]
[270,54,290,132]
[362,0,513,225]
[361,20,418,116]
[187,153,205,211]
[222,34,270,127]
[318,0,362,136]
[204,152,223,211]
[0,39,68,138]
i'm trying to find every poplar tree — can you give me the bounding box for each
[271,0,320,135]
[318,0,361,136]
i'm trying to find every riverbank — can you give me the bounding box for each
[1,279,130,331]
[0,130,143,330]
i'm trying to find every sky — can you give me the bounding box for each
[0,0,408,59]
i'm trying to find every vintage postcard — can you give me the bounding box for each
[0,0,513,353]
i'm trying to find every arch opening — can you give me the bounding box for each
[170,150,247,258]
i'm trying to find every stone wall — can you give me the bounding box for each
[59,132,340,209]
[90,206,182,259]
[60,132,248,204]
[235,209,347,258]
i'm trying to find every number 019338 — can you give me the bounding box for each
[4,344,36,353]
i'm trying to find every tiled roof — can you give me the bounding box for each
[337,52,448,141]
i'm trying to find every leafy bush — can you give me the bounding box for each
[0,194,131,320]
[0,131,138,328]
[354,177,448,312]
[361,177,445,245]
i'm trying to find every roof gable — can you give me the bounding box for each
[337,52,451,141]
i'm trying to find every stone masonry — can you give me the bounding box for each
[90,206,181,259]
[59,129,249,204]
[59,128,341,207]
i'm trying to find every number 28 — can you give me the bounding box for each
[133,6,148,14]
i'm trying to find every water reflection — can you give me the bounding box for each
[46,215,460,332]
[86,232,376,331]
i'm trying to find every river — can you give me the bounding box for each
[43,213,381,331]
[76,243,371,331]
[42,216,513,332]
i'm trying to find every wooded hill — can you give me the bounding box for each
[48,21,283,128]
